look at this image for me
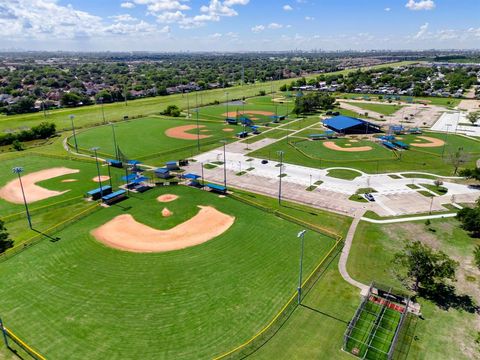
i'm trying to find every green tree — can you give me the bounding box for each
[459,167,480,181]
[0,220,13,253]
[467,111,480,126]
[474,245,480,269]
[393,241,458,292]
[12,139,24,151]
[456,202,480,237]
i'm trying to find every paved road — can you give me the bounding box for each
[338,213,370,296]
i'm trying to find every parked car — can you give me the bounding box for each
[364,193,375,202]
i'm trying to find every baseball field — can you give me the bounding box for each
[0,182,339,359]
[248,132,480,175]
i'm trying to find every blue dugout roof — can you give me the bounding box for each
[207,183,226,192]
[323,115,367,131]
[130,176,149,184]
[121,174,137,181]
[87,185,112,196]
[102,189,126,201]
[127,160,141,165]
[166,161,177,165]
[155,168,170,174]
[184,173,201,180]
[107,159,122,165]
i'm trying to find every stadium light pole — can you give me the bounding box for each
[110,122,119,161]
[195,109,200,152]
[12,167,32,229]
[297,230,306,304]
[442,124,451,158]
[0,317,9,348]
[225,92,229,117]
[106,161,113,188]
[277,150,284,206]
[186,91,190,119]
[99,97,106,124]
[201,162,205,187]
[221,140,227,190]
[91,147,104,197]
[69,115,78,153]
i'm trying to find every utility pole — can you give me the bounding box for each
[225,92,229,117]
[69,115,78,153]
[12,167,32,229]
[277,150,284,206]
[99,97,106,124]
[297,230,306,304]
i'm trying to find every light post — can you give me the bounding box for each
[201,162,205,187]
[106,161,113,188]
[225,92,229,118]
[429,195,434,215]
[69,115,79,153]
[99,97,106,124]
[0,317,9,348]
[277,150,284,206]
[195,109,200,152]
[442,124,451,158]
[110,122,119,160]
[186,91,190,119]
[309,174,312,188]
[12,167,32,229]
[297,230,306,304]
[91,147,104,197]
[221,140,227,190]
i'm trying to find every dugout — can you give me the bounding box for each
[87,185,112,200]
[323,115,381,135]
[102,189,127,205]
[107,159,123,168]
[166,161,179,170]
[206,183,227,194]
[155,168,171,179]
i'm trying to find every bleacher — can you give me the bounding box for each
[382,141,397,150]
[393,141,409,149]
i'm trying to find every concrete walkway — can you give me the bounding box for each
[338,213,370,296]
[361,212,457,224]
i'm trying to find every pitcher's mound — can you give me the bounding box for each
[157,194,179,202]
[92,176,110,183]
[162,208,172,217]
[91,206,235,253]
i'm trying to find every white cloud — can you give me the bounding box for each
[134,0,190,12]
[268,22,283,29]
[414,22,429,39]
[384,7,391,12]
[251,25,265,33]
[109,14,138,22]
[120,2,135,9]
[283,4,293,11]
[305,16,314,20]
[405,0,435,11]
[209,32,223,38]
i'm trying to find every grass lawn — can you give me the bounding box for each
[0,186,338,360]
[327,169,362,180]
[73,117,236,162]
[247,132,480,176]
[0,62,416,133]
[348,218,480,359]
[242,128,291,144]
[344,102,404,116]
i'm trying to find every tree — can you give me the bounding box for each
[467,111,480,126]
[474,245,480,270]
[161,105,181,117]
[393,241,458,292]
[0,220,13,253]
[456,203,480,237]
[446,148,470,175]
[459,167,480,181]
[12,139,24,151]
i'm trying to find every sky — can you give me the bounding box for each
[0,0,479,52]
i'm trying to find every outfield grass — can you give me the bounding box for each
[344,102,404,116]
[0,186,338,359]
[337,92,461,108]
[248,133,480,175]
[0,61,417,133]
[198,102,289,125]
[73,117,236,161]
[348,218,480,359]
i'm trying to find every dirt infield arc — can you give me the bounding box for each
[165,125,212,140]
[91,206,235,252]
[323,141,373,152]
[0,167,79,204]
[410,136,445,148]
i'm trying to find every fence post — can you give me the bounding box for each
[0,318,9,348]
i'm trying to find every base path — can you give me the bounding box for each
[410,136,444,148]
[0,167,79,204]
[338,214,370,296]
[91,206,235,253]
